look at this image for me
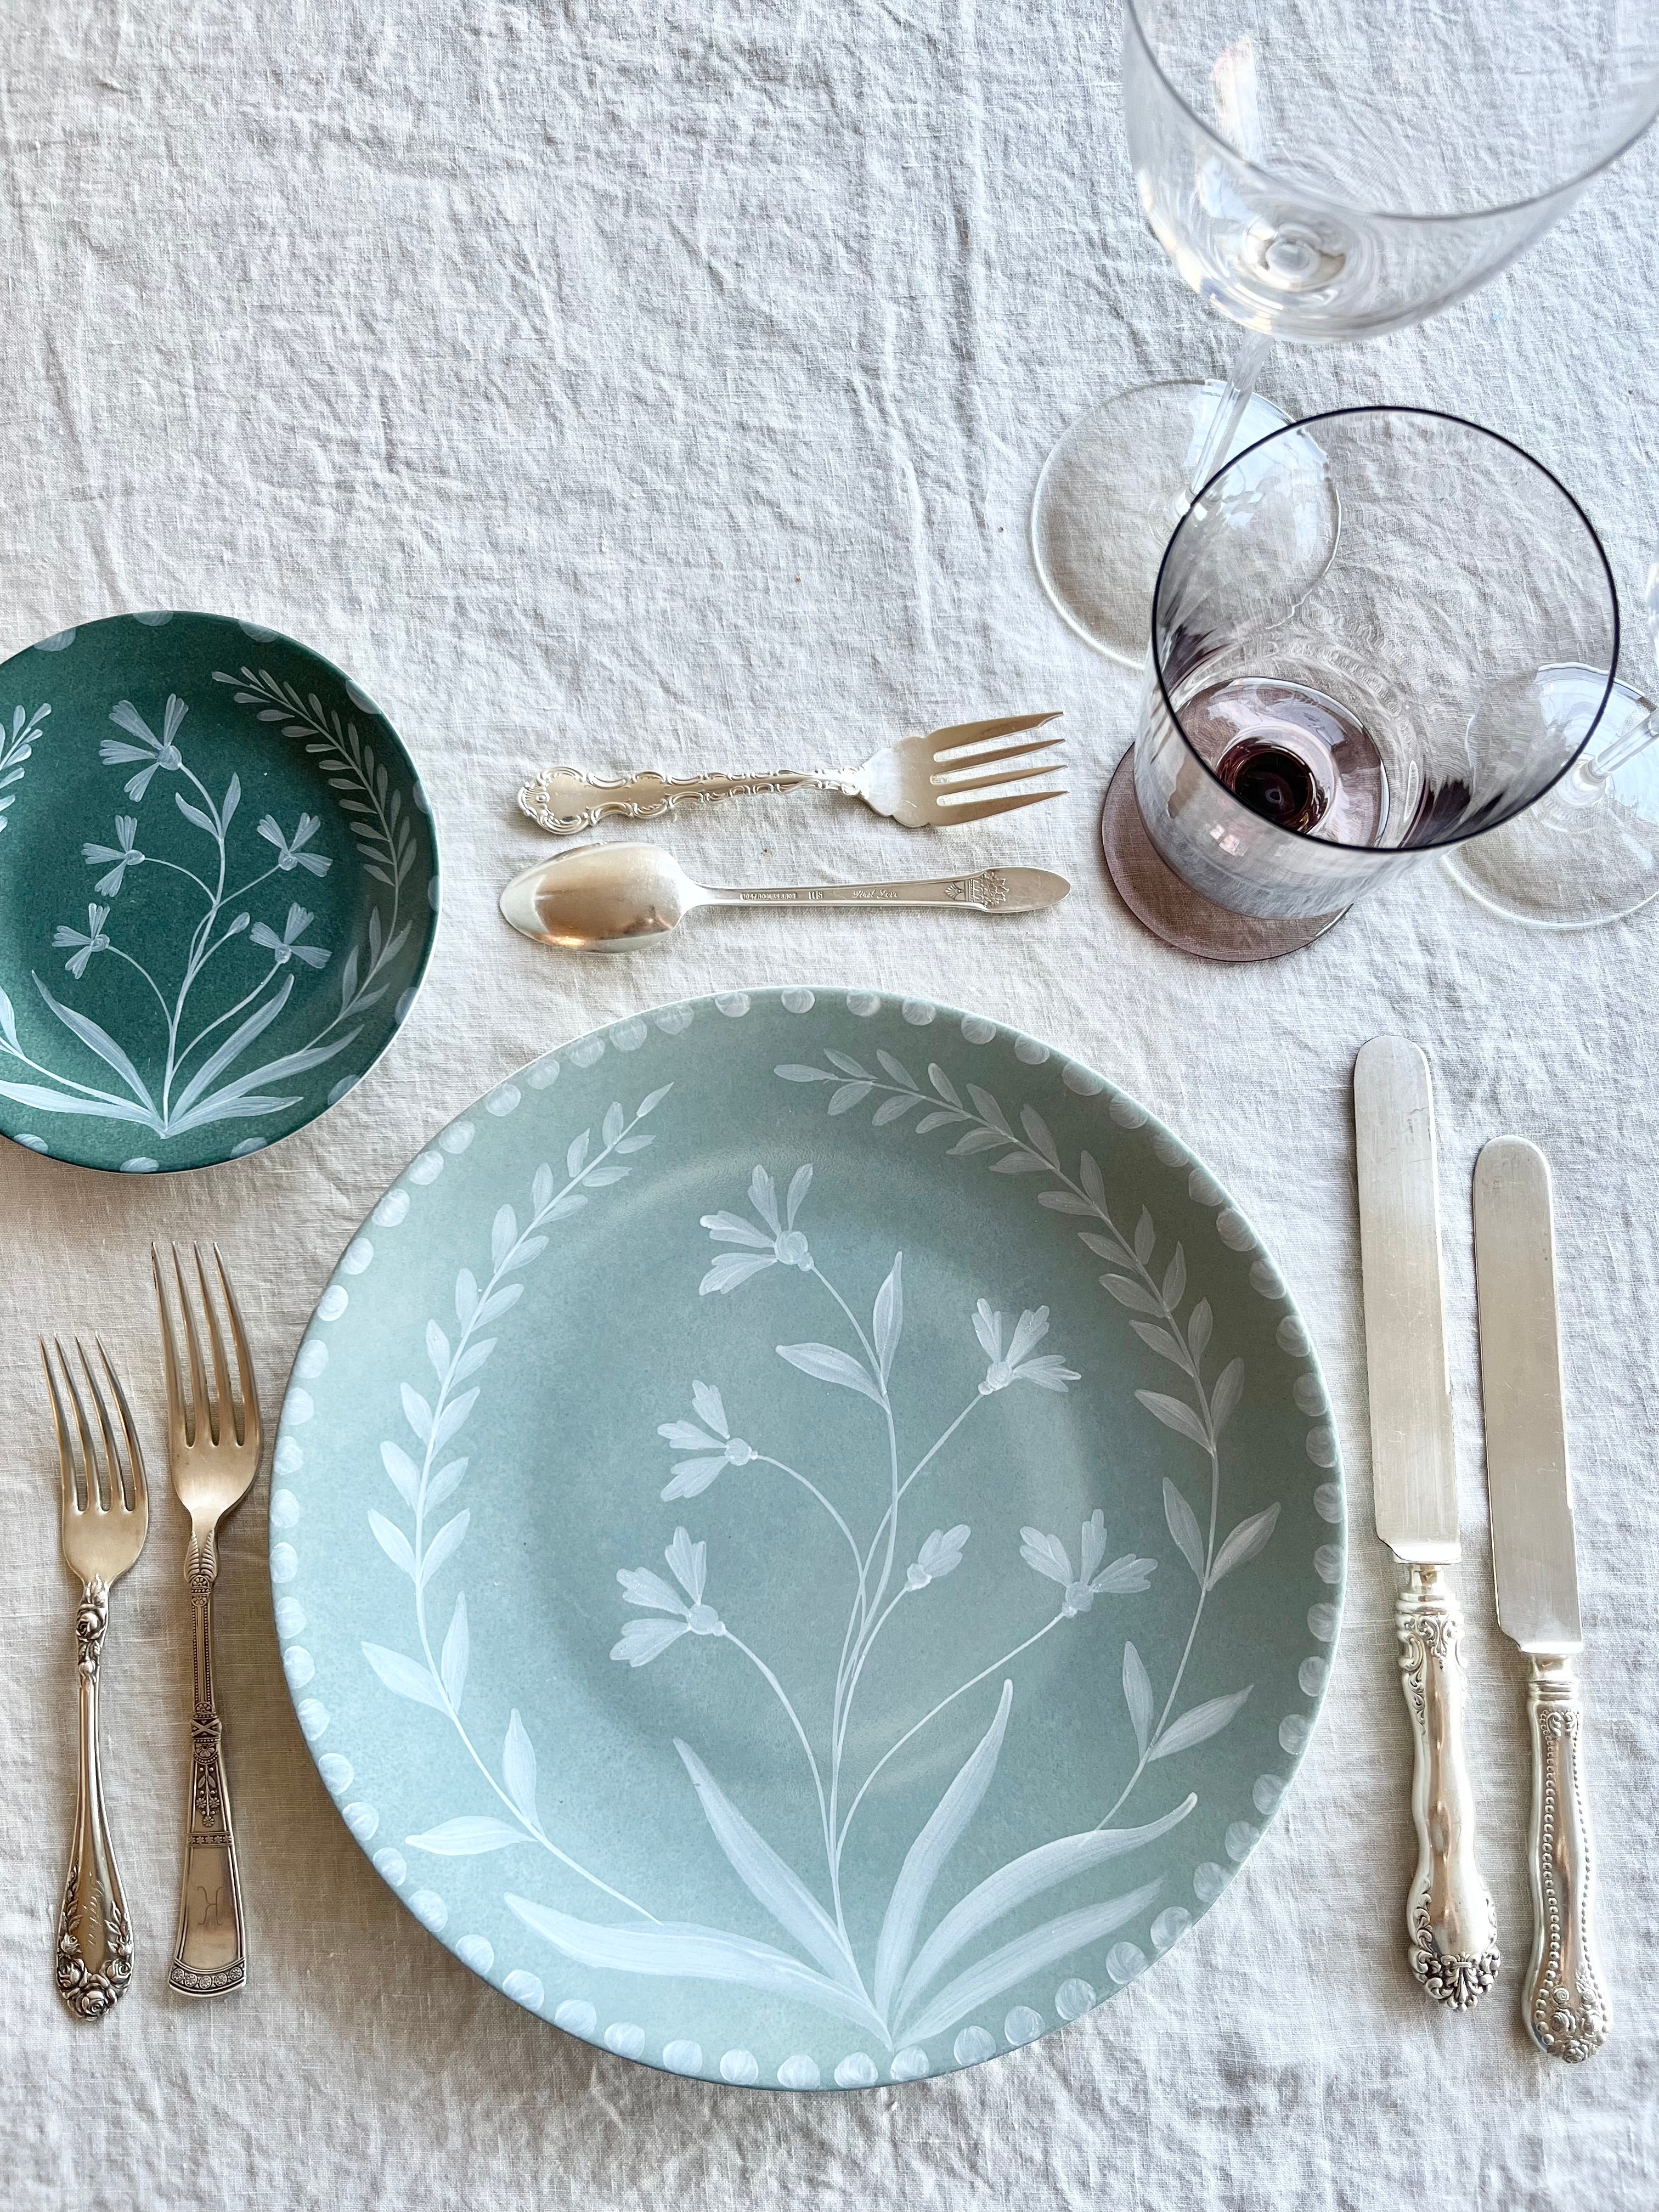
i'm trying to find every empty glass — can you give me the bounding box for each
[1032,1,1659,665]
[1104,408,1620,961]
[1442,553,1659,929]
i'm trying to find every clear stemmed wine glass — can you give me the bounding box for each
[1031,2,1659,667]
[1442,552,1659,929]
[1107,408,1620,962]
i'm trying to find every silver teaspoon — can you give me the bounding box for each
[500,842,1069,953]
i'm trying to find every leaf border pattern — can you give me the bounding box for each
[362,1081,675,1917]
[212,664,421,1061]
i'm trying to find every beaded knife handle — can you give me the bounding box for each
[1523,1652,1609,2059]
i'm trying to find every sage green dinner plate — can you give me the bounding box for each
[272,989,1344,2089]
[0,613,438,1171]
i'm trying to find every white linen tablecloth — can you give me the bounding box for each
[1,6,1655,2206]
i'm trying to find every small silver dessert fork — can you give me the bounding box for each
[43,1335,149,2020]
[154,1244,263,1997]
[518,712,1065,833]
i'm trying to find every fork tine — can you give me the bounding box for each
[153,1242,187,1448]
[41,1338,83,1519]
[930,735,1065,778]
[195,1246,238,1450]
[58,1338,107,1512]
[214,1245,262,1455]
[927,712,1062,758]
[78,1338,129,1513]
[929,787,1068,826]
[931,758,1065,799]
[97,1337,147,1521]
[173,1244,212,1448]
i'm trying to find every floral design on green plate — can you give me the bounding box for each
[273,991,1346,2090]
[0,613,438,1170]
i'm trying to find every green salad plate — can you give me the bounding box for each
[0,612,438,1171]
[272,989,1344,2089]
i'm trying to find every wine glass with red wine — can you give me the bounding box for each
[1104,407,1620,961]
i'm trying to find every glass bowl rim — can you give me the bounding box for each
[1123,0,1659,226]
[1146,403,1622,859]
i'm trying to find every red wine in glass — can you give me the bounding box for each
[1181,676,1387,842]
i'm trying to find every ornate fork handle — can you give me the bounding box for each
[169,1536,247,1996]
[57,1578,134,2020]
[518,766,856,834]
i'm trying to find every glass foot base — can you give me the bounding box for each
[1031,379,1296,664]
[1101,750,1345,961]
[1443,677,1659,929]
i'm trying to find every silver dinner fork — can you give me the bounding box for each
[43,1336,149,2020]
[517,712,1066,833]
[154,1245,263,1997]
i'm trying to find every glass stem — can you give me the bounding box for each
[1570,545,1659,795]
[1577,704,1659,788]
[1188,328,1272,498]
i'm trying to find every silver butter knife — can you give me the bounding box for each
[1355,1036,1499,2008]
[1473,1136,1610,2061]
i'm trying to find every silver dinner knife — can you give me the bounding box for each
[1472,1136,1610,2061]
[1354,1036,1499,2008]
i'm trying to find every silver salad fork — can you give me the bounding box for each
[518,713,1065,833]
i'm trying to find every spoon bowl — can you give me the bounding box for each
[500,842,698,952]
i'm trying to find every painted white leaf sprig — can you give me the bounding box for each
[509,1158,1192,2055]
[0,700,49,838]
[777,1047,1281,1822]
[368,1082,674,1923]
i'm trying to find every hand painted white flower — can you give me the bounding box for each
[906,1523,970,1590]
[611,1527,725,1666]
[1020,1510,1157,1617]
[258,811,332,876]
[251,902,329,969]
[100,695,187,801]
[974,1302,1080,1396]
[53,902,112,979]
[699,1164,815,1295]
[82,816,145,896]
[658,1380,754,1501]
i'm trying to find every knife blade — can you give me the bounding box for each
[1354,1036,1499,2009]
[1473,1136,1610,2061]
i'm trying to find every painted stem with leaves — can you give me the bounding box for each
[549,1154,1189,2049]
[775,1047,1281,1820]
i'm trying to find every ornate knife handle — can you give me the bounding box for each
[57,1578,134,2020]
[1396,1564,1500,2009]
[170,1540,246,1996]
[1523,1654,1609,2060]
[517,765,854,834]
